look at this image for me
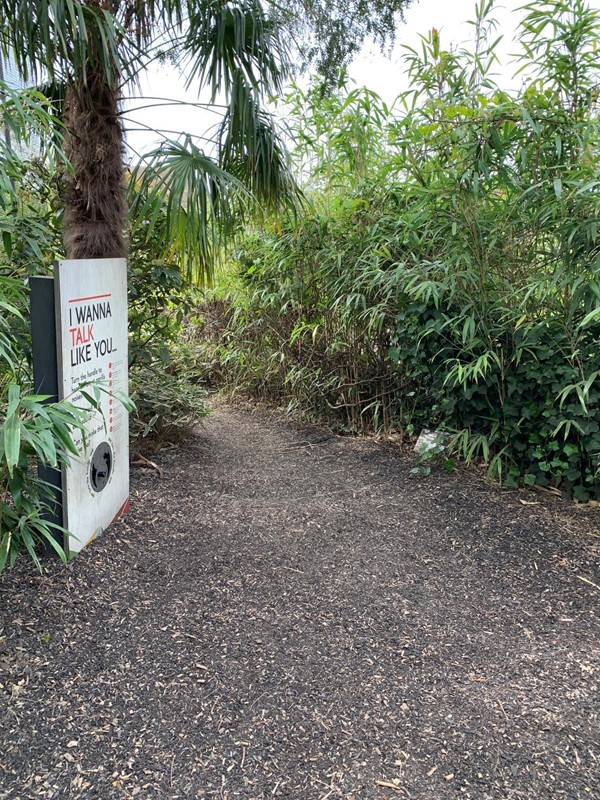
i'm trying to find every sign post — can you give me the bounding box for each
[51,257,129,556]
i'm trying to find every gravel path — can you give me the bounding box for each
[1,403,599,799]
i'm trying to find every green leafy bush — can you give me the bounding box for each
[127,187,210,450]
[129,335,209,449]
[0,274,92,571]
[0,383,90,571]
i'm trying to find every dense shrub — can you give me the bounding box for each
[203,0,600,500]
[127,190,210,450]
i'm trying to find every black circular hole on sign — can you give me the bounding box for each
[90,441,113,493]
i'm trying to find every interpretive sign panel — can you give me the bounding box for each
[54,258,129,556]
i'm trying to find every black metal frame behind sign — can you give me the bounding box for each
[29,275,64,547]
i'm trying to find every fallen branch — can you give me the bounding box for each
[130,453,164,479]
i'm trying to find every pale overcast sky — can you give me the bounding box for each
[123,0,600,156]
[349,0,521,101]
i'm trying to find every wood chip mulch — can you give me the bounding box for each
[1,403,599,799]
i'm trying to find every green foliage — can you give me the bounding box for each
[0,383,88,572]
[0,0,126,85]
[273,0,414,81]
[128,256,210,451]
[204,1,600,500]
[127,187,210,450]
[0,272,91,572]
[0,92,78,570]
[129,335,209,449]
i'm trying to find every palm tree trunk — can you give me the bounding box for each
[62,69,128,259]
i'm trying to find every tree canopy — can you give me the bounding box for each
[0,0,300,278]
[272,0,414,80]
[0,0,417,279]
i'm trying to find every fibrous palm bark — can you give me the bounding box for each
[63,70,127,259]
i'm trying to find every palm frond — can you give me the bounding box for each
[183,0,288,99]
[0,0,134,86]
[1,0,298,272]
[129,135,246,282]
[218,74,301,210]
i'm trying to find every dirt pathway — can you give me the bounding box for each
[1,404,599,799]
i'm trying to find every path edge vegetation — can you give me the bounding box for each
[1,0,600,572]
[201,0,600,502]
[0,0,418,571]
